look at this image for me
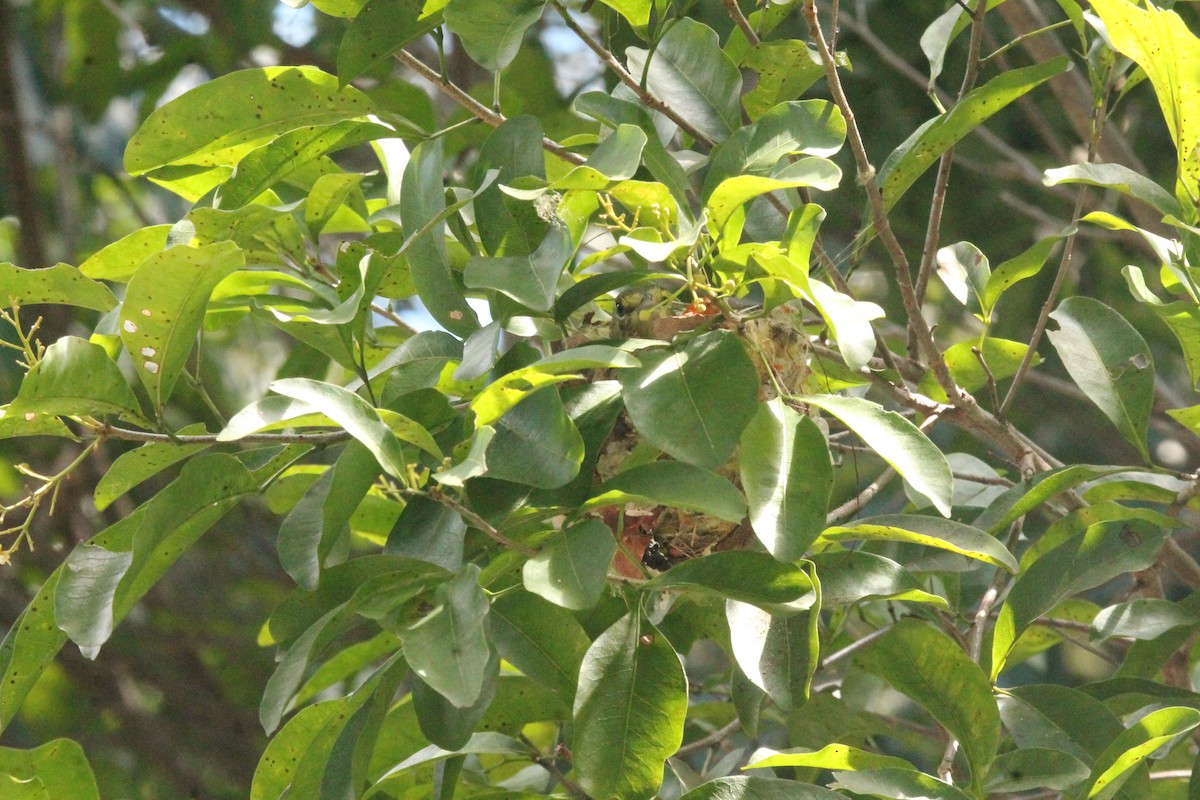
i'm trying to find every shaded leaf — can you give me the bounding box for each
[586,460,747,523]
[1048,296,1154,460]
[10,337,146,425]
[649,553,813,608]
[444,0,546,71]
[490,590,589,700]
[573,612,687,800]
[726,600,815,711]
[401,566,491,708]
[522,519,615,611]
[679,776,846,800]
[338,0,448,83]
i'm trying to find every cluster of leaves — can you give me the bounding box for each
[2,0,1200,798]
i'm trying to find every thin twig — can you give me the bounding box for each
[550,1,716,148]
[92,423,352,447]
[721,0,759,46]
[393,49,585,166]
[673,718,742,757]
[821,623,895,668]
[422,488,538,556]
[800,1,957,397]
[826,468,897,525]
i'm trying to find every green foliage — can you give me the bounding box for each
[2,1,1200,798]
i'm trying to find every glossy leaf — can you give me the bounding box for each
[0,263,116,311]
[991,518,1167,678]
[94,426,210,510]
[1044,163,1179,217]
[522,518,615,611]
[482,387,584,488]
[819,514,1018,573]
[739,400,831,562]
[0,740,100,800]
[981,228,1073,316]
[1048,296,1154,461]
[401,139,478,336]
[680,776,846,800]
[125,66,375,175]
[1087,706,1200,800]
[338,0,448,83]
[879,57,1069,210]
[707,166,841,232]
[401,566,491,708]
[648,553,813,608]
[985,748,1089,794]
[463,226,572,312]
[620,330,759,469]
[444,0,546,71]
[270,378,409,479]
[745,743,915,772]
[832,769,974,800]
[9,337,146,425]
[384,495,466,572]
[626,18,741,143]
[251,702,343,799]
[120,241,245,411]
[586,460,747,523]
[1091,599,1200,641]
[55,455,257,659]
[490,590,589,700]
[813,550,948,608]
[726,600,815,711]
[573,612,687,800]
[741,43,829,120]
[412,651,498,750]
[800,394,954,517]
[855,619,1000,787]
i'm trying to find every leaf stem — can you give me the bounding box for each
[549,1,716,148]
[393,49,585,166]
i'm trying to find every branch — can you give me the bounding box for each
[800,1,957,398]
[393,49,585,166]
[913,0,991,315]
[421,488,538,556]
[94,423,352,447]
[550,1,716,148]
[826,467,897,525]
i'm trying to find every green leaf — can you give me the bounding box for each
[855,619,1000,788]
[433,426,494,488]
[443,0,546,71]
[125,66,376,175]
[819,515,1018,573]
[707,166,841,233]
[1088,0,1200,206]
[401,139,478,336]
[0,263,116,311]
[726,599,815,711]
[981,228,1073,316]
[401,566,491,708]
[464,226,572,312]
[739,400,832,562]
[483,387,583,488]
[991,518,1167,678]
[625,18,742,143]
[934,241,990,311]
[648,553,813,607]
[985,748,1090,794]
[812,550,948,608]
[573,612,687,800]
[490,590,589,700]
[338,0,448,83]
[940,338,1039,397]
[745,743,915,772]
[1047,296,1154,461]
[0,740,100,800]
[704,100,847,193]
[385,495,466,572]
[972,464,1134,535]
[120,241,245,411]
[0,567,71,731]
[251,701,343,799]
[55,455,257,659]
[680,776,846,800]
[799,394,954,517]
[412,650,498,749]
[596,0,650,34]
[260,605,344,735]
[1044,163,1178,217]
[832,769,974,800]
[879,57,1070,210]
[1152,302,1200,391]
[1000,684,1124,763]
[586,461,747,523]
[1091,599,1200,642]
[522,519,615,611]
[77,225,171,281]
[0,407,76,441]
[9,337,146,425]
[741,43,829,120]
[620,330,759,469]
[270,378,409,479]
[218,120,394,210]
[94,426,210,510]
[1087,706,1200,800]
